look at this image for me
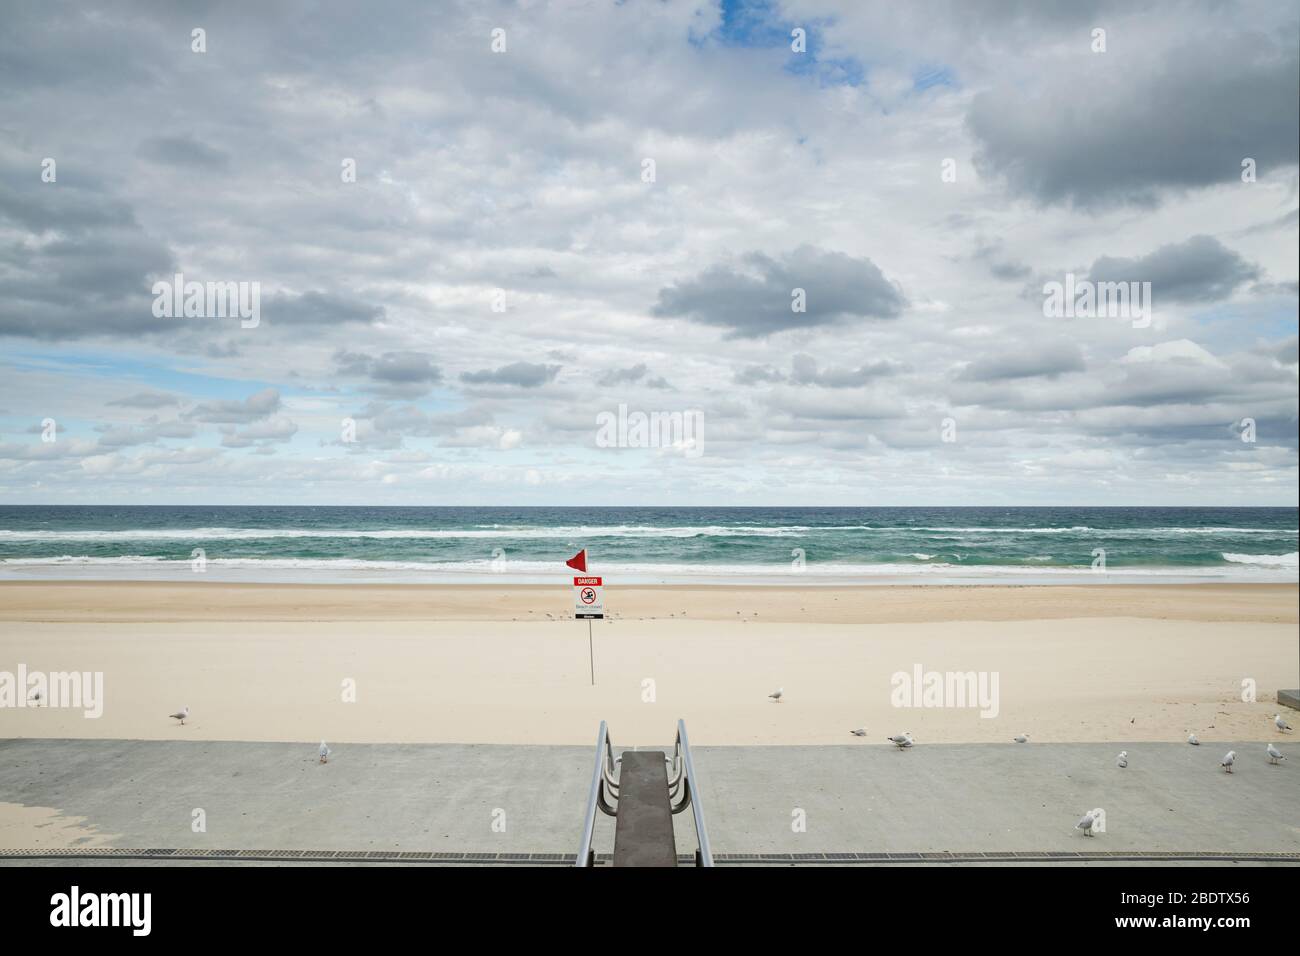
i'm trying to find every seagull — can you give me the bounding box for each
[28,690,41,706]
[1220,750,1235,773]
[1075,811,1097,836]
[1267,743,1285,764]
[768,688,783,703]
[1187,732,1200,746]
[1013,734,1029,743]
[1274,714,1293,732]
[169,705,189,726]
[887,733,914,749]
[849,728,868,737]
[319,741,331,764]
[1116,750,1128,768]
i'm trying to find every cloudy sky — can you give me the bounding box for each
[1,0,1296,506]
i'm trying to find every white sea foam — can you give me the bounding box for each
[0,525,806,541]
[1,554,1296,584]
[0,524,1292,541]
[1221,551,1299,567]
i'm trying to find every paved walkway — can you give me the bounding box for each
[1,739,1295,862]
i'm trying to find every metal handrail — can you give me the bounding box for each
[576,720,619,866]
[674,719,713,866]
[575,719,712,867]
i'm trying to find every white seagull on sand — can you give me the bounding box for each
[1267,743,1285,764]
[1013,734,1029,743]
[1274,714,1293,732]
[1187,732,1200,746]
[1116,751,1128,768]
[768,688,783,703]
[1075,811,1098,836]
[887,733,914,749]
[169,705,189,726]
[319,741,331,764]
[1220,750,1236,773]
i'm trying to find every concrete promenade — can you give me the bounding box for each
[1,738,1296,864]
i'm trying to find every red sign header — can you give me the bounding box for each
[573,576,602,586]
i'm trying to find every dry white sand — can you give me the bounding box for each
[0,582,1294,746]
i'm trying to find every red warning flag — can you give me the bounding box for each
[565,548,588,573]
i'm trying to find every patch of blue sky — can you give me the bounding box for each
[1183,298,1298,351]
[1,347,265,402]
[695,0,866,88]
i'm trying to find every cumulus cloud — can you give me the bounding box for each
[1086,236,1260,304]
[460,362,561,388]
[220,417,298,448]
[652,246,906,337]
[596,363,671,388]
[334,351,443,399]
[106,391,180,408]
[958,342,1086,381]
[184,388,282,424]
[968,32,1300,208]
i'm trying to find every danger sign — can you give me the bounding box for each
[573,576,604,619]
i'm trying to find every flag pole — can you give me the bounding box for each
[588,618,594,685]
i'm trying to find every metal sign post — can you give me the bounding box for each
[574,575,604,685]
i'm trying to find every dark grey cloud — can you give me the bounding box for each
[734,364,785,386]
[652,246,906,338]
[969,33,1300,207]
[0,170,177,339]
[1086,236,1259,303]
[957,341,1085,382]
[460,362,561,388]
[265,292,385,328]
[138,136,230,171]
[596,363,670,388]
[973,241,1032,281]
[334,350,443,399]
[1273,336,1299,365]
[789,353,905,388]
[220,417,298,448]
[184,388,281,424]
[734,355,904,387]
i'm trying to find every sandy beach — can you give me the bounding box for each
[1,582,1295,747]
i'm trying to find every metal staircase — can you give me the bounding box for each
[575,719,713,867]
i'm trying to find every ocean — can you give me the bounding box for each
[0,505,1295,585]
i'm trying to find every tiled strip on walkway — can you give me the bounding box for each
[3,848,1298,865]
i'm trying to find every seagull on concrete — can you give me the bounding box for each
[1075,811,1098,836]
[1116,750,1128,768]
[1274,714,1293,732]
[768,688,783,703]
[1013,734,1029,743]
[1267,743,1285,764]
[319,741,331,764]
[1186,732,1200,746]
[1220,750,1235,773]
[169,705,189,726]
[849,728,868,737]
[887,733,914,749]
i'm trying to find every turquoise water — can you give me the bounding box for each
[0,506,1294,583]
